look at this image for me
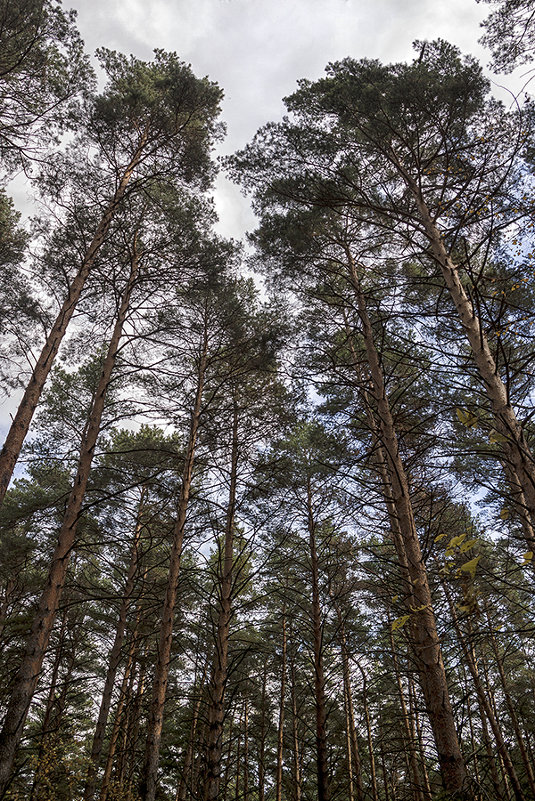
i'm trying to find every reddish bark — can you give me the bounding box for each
[0,241,140,797]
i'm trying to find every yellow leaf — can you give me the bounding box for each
[392,595,399,602]
[522,551,533,564]
[391,614,411,632]
[434,532,448,543]
[457,556,481,579]
[500,508,510,520]
[446,533,467,552]
[456,408,478,428]
[460,538,479,553]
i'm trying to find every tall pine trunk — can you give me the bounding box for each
[84,486,145,800]
[0,240,140,797]
[0,144,147,505]
[203,400,239,801]
[306,479,331,801]
[99,622,142,801]
[333,600,364,801]
[275,613,287,801]
[404,176,535,522]
[441,578,525,801]
[346,249,469,797]
[140,334,208,801]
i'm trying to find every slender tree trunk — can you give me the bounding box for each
[441,580,525,801]
[407,673,433,801]
[176,660,208,801]
[289,639,303,801]
[306,481,331,801]
[387,621,425,801]
[203,400,239,801]
[275,613,287,801]
[140,335,208,801]
[380,738,390,801]
[357,661,379,801]
[486,609,535,796]
[345,249,469,797]
[29,609,68,801]
[501,461,535,555]
[0,144,147,506]
[99,623,141,801]
[234,710,241,801]
[243,700,249,801]
[344,681,355,801]
[258,659,267,801]
[221,716,233,801]
[125,654,148,801]
[404,178,535,522]
[332,601,364,801]
[0,241,140,798]
[84,486,145,801]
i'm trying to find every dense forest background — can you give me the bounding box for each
[0,1,534,800]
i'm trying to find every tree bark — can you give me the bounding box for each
[288,635,303,801]
[29,608,68,801]
[176,659,208,801]
[257,658,268,801]
[275,613,287,801]
[203,400,239,801]
[441,580,525,801]
[404,177,535,523]
[387,620,425,801]
[0,239,140,798]
[83,485,145,801]
[140,334,208,801]
[486,608,535,796]
[345,249,469,797]
[356,660,379,801]
[0,143,147,506]
[407,673,433,801]
[332,601,364,801]
[306,479,331,801]
[99,624,141,801]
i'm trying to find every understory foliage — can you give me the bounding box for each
[0,3,534,801]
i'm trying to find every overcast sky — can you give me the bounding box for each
[67,0,501,239]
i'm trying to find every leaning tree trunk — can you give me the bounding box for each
[29,608,68,801]
[257,658,268,801]
[485,606,535,797]
[345,249,469,797]
[403,173,535,523]
[140,334,208,801]
[0,140,147,506]
[0,240,140,798]
[356,661,379,801]
[441,578,525,801]
[203,400,239,801]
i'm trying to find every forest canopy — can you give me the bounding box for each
[0,2,534,801]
